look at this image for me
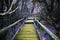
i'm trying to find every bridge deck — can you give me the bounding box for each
[14,24,39,40]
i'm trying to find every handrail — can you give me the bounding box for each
[0,18,25,33]
[11,23,24,40]
[0,0,14,15]
[35,18,60,40]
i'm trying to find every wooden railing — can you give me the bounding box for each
[0,17,25,33]
[35,18,60,40]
